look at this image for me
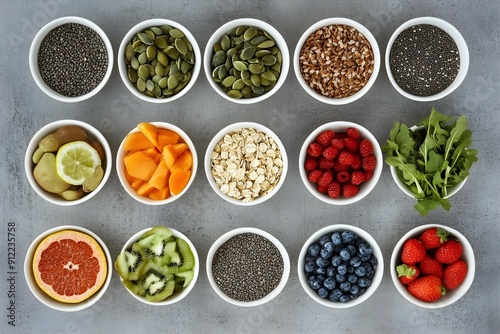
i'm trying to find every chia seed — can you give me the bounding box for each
[389,24,460,97]
[37,23,108,97]
[211,233,284,302]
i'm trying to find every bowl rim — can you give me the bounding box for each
[29,16,114,103]
[24,225,113,312]
[204,121,288,206]
[385,16,469,102]
[116,121,198,205]
[117,227,200,306]
[203,17,290,104]
[298,121,383,205]
[293,17,380,105]
[390,223,475,308]
[206,227,290,307]
[24,119,113,206]
[297,224,384,308]
[117,18,201,103]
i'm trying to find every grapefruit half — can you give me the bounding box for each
[32,229,108,303]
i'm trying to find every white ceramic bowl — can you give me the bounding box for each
[390,224,475,308]
[116,122,197,205]
[204,18,290,104]
[299,121,383,205]
[25,119,112,206]
[206,227,290,307]
[385,17,469,101]
[24,225,112,312]
[204,122,288,206]
[294,17,380,105]
[118,18,201,103]
[117,227,199,306]
[29,16,113,103]
[298,224,384,308]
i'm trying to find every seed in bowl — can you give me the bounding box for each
[299,24,374,98]
[210,25,283,98]
[210,127,284,202]
[124,25,195,98]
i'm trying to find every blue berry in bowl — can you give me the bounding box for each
[341,231,357,244]
[308,243,320,257]
[308,276,321,290]
[331,255,342,267]
[323,277,336,290]
[318,287,329,299]
[304,261,315,274]
[316,257,329,268]
[329,289,343,301]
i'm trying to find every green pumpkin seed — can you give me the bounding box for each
[228,89,242,99]
[158,77,168,89]
[144,30,155,40]
[163,88,173,96]
[212,50,226,67]
[137,78,146,92]
[174,71,184,82]
[260,76,271,86]
[130,57,140,70]
[226,47,237,58]
[145,90,154,97]
[257,40,275,49]
[160,25,172,34]
[251,35,268,46]
[232,78,245,90]
[150,27,163,36]
[232,36,243,45]
[255,49,271,58]
[146,45,157,61]
[173,80,188,93]
[167,75,179,90]
[217,64,227,79]
[276,50,283,64]
[183,38,193,52]
[152,74,161,83]
[125,44,134,61]
[261,71,277,82]
[243,27,257,41]
[240,46,256,60]
[271,63,281,73]
[213,43,221,53]
[138,52,147,64]
[250,74,261,86]
[133,39,143,50]
[154,37,168,49]
[263,30,275,41]
[138,32,153,45]
[128,68,138,83]
[252,85,265,95]
[235,26,248,35]
[169,28,184,38]
[222,76,236,87]
[155,63,164,77]
[153,84,162,97]
[157,51,169,66]
[146,64,155,76]
[233,60,248,71]
[248,63,263,74]
[138,65,150,80]
[180,60,190,74]
[221,35,231,50]
[212,66,222,81]
[241,69,250,80]
[169,63,178,76]
[175,38,188,55]
[262,54,276,66]
[165,46,180,59]
[242,78,253,86]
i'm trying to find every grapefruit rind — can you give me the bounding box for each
[32,230,108,304]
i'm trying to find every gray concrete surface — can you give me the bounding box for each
[1,0,499,333]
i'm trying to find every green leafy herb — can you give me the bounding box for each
[383,107,478,216]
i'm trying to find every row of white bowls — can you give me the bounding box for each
[25,223,475,312]
[29,16,469,104]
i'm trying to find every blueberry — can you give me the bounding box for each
[347,244,357,256]
[350,284,360,295]
[329,289,343,301]
[316,257,329,268]
[317,287,329,299]
[362,262,373,274]
[370,255,378,268]
[350,257,361,267]
[347,274,358,284]
[323,241,334,253]
[347,265,355,274]
[305,254,316,263]
[339,248,351,261]
[354,266,366,277]
[341,230,357,244]
[326,266,336,277]
[308,276,321,290]
[340,281,351,292]
[331,232,342,245]
[349,293,359,300]
[358,277,372,288]
[323,277,336,290]
[319,234,331,246]
[339,295,350,303]
[304,261,315,274]
[320,248,333,259]
[337,264,347,275]
[358,242,373,256]
[367,270,375,279]
[359,253,371,262]
[314,266,326,275]
[316,274,326,285]
[335,273,346,283]
[331,255,342,267]
[307,243,320,257]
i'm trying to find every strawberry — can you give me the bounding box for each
[408,275,445,302]
[308,170,322,183]
[346,127,360,139]
[317,171,333,187]
[418,227,449,249]
[362,154,376,172]
[443,260,467,290]
[343,137,359,152]
[396,264,420,285]
[342,184,358,198]
[315,130,335,147]
[330,138,345,150]
[359,139,374,157]
[351,171,365,185]
[338,150,355,166]
[327,182,341,199]
[401,238,426,265]
[318,158,335,170]
[336,170,350,183]
[322,146,339,160]
[419,255,443,279]
[435,240,463,264]
[307,142,323,157]
[304,158,318,172]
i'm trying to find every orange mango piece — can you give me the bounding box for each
[124,168,136,185]
[137,122,158,147]
[156,129,181,149]
[124,151,158,181]
[137,182,156,197]
[148,160,171,190]
[123,132,154,151]
[163,143,189,169]
[130,178,145,190]
[148,187,170,200]
[169,169,191,195]
[143,147,162,163]
[171,150,193,171]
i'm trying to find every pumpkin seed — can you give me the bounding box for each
[217,65,227,79]
[158,77,168,89]
[167,76,179,90]
[130,57,140,70]
[125,44,134,61]
[138,65,150,80]
[128,68,138,83]
[250,74,261,86]
[212,50,226,67]
[233,61,248,71]
[248,63,263,74]
[175,38,187,55]
[152,74,161,84]
[154,36,168,48]
[138,32,153,45]
[262,54,276,66]
[137,78,146,92]
[261,71,277,82]
[221,34,231,50]
[169,28,184,38]
[157,51,168,66]
[228,89,242,98]
[150,27,163,36]
[235,26,248,35]
[243,27,257,41]
[240,46,256,60]
[146,45,157,61]
[232,79,245,90]
[257,40,275,49]
[160,25,172,34]
[222,76,236,87]
[155,63,164,77]
[144,30,155,40]
[138,52,147,64]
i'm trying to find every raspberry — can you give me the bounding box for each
[319,158,335,170]
[322,146,339,160]
[317,171,333,187]
[330,138,345,150]
[315,130,335,147]
[334,163,349,172]
[344,137,359,152]
[364,170,373,181]
[308,170,322,183]
[336,170,350,183]
[317,184,329,194]
[362,154,376,172]
[359,139,374,157]
[342,184,359,198]
[346,127,360,139]
[338,150,355,166]
[304,158,318,172]
[350,154,362,170]
[327,182,341,198]
[351,171,365,185]
[307,142,323,158]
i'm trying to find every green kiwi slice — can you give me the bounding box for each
[144,279,175,302]
[114,249,144,281]
[174,270,194,288]
[176,238,195,271]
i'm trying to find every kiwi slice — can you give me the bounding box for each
[145,279,175,302]
[175,270,194,288]
[176,238,195,271]
[139,226,173,241]
[114,249,144,281]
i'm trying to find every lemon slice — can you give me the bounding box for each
[56,141,101,185]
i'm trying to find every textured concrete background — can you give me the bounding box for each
[1,0,499,333]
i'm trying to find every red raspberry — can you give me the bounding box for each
[308,170,322,183]
[330,138,345,150]
[364,170,373,181]
[344,137,359,152]
[322,146,339,160]
[334,163,349,172]
[327,182,341,199]
[304,158,318,172]
[315,130,335,147]
[338,150,355,166]
[362,154,376,172]
[342,184,359,198]
[319,158,335,170]
[317,171,333,187]
[350,154,361,170]
[317,184,329,194]
[307,142,323,158]
[336,170,350,183]
[351,171,365,185]
[359,139,374,157]
[346,127,360,139]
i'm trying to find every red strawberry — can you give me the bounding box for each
[322,146,339,160]
[317,171,333,187]
[419,227,449,250]
[331,138,345,150]
[419,255,443,279]
[346,127,360,139]
[343,137,359,152]
[307,142,323,157]
[338,150,355,166]
[336,170,350,183]
[443,260,467,290]
[401,238,426,265]
[318,158,335,170]
[342,184,358,198]
[304,158,318,172]
[351,171,365,185]
[359,139,374,157]
[396,264,420,285]
[327,182,341,199]
[408,275,445,302]
[308,170,322,183]
[315,130,335,147]
[362,154,376,172]
[435,240,463,264]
